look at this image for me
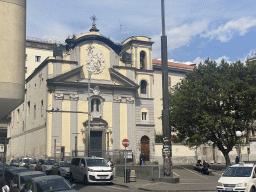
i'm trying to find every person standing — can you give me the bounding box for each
[201,160,209,174]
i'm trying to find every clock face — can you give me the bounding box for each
[85,45,105,74]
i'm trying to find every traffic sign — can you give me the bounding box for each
[122,139,130,147]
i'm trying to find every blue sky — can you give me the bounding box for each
[27,0,256,65]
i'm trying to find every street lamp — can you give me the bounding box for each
[236,131,242,161]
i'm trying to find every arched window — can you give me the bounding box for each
[141,80,147,94]
[91,99,101,112]
[140,51,146,69]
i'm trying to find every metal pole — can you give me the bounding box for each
[3,138,6,181]
[161,0,172,177]
[54,139,56,161]
[124,147,127,183]
[88,72,91,157]
[75,136,77,157]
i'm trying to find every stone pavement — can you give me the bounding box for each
[113,164,227,191]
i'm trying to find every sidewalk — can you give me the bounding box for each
[113,176,216,192]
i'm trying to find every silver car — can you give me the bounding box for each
[35,159,56,175]
[51,161,70,178]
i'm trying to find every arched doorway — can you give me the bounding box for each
[141,135,150,161]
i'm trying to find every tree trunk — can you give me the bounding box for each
[221,150,231,167]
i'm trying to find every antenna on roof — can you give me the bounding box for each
[119,20,125,43]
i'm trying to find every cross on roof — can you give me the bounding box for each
[90,15,97,26]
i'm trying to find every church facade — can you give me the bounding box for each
[7,24,194,163]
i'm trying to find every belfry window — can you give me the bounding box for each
[140,51,146,69]
[141,80,147,94]
[91,99,100,112]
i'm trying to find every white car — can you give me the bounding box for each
[19,157,32,167]
[216,162,256,192]
[70,157,113,184]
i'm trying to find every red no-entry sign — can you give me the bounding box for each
[122,139,130,147]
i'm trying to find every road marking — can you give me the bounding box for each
[178,165,208,179]
[173,171,180,177]
[214,172,222,176]
[107,185,132,191]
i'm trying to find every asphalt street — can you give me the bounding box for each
[71,165,226,191]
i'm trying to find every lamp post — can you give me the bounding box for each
[236,131,242,161]
[161,0,172,177]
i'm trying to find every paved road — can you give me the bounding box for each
[71,165,226,191]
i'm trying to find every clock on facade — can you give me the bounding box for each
[85,45,105,74]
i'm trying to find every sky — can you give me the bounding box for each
[26,0,256,65]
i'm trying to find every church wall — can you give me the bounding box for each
[77,100,88,152]
[135,98,154,125]
[103,102,113,148]
[47,92,53,157]
[79,42,111,80]
[120,103,128,149]
[127,102,136,152]
[62,100,71,153]
[70,100,78,155]
[112,102,120,150]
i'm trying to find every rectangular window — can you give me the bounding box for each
[25,54,27,61]
[168,76,171,86]
[17,109,20,122]
[27,101,30,116]
[142,112,147,121]
[34,104,36,119]
[35,56,41,62]
[41,100,44,116]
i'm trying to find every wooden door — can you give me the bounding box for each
[141,136,150,161]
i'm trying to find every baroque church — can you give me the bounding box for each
[7,22,193,163]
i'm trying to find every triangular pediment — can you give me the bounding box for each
[109,68,139,88]
[47,66,83,83]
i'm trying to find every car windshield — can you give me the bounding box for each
[60,162,70,167]
[20,174,45,184]
[12,159,18,163]
[86,159,108,167]
[22,159,29,163]
[29,159,36,164]
[36,178,72,192]
[43,160,55,165]
[223,167,253,177]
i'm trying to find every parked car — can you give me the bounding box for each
[69,157,113,184]
[19,158,32,167]
[51,161,70,178]
[4,167,30,186]
[35,159,56,175]
[22,175,77,192]
[10,171,46,192]
[10,159,19,167]
[216,162,256,192]
[0,163,9,175]
[24,159,37,171]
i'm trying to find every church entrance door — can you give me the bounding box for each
[141,135,150,161]
[90,131,102,157]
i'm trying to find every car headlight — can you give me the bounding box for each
[236,183,247,187]
[88,168,94,172]
[217,182,223,187]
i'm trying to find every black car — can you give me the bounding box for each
[23,175,77,192]
[4,167,30,186]
[10,171,46,192]
[0,163,9,175]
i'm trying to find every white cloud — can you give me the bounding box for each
[152,19,209,58]
[202,17,256,42]
[238,49,256,63]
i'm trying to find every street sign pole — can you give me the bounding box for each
[124,146,127,183]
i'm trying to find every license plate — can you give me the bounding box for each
[225,188,233,191]
[100,176,107,179]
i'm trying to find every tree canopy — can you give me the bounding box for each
[169,58,256,166]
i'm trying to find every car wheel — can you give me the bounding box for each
[70,173,74,182]
[84,175,88,185]
[250,187,255,192]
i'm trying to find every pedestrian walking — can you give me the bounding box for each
[140,153,146,166]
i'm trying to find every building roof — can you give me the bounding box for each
[152,59,196,70]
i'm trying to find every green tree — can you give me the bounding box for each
[169,58,256,166]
